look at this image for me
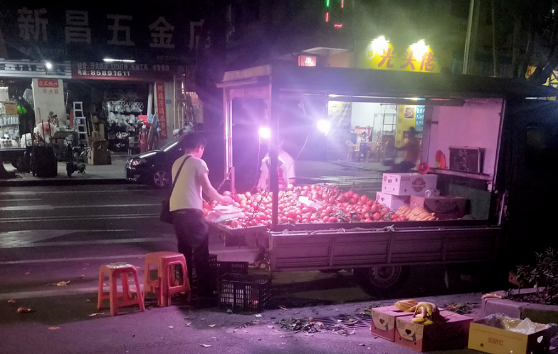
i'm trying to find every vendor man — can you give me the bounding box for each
[257,140,295,191]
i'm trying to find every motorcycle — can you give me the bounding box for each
[65,135,87,177]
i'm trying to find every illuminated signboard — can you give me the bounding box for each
[298,55,317,67]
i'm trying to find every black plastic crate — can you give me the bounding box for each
[209,260,249,279]
[218,274,271,313]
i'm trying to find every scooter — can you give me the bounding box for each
[65,137,87,177]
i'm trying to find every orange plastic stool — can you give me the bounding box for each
[97,263,145,316]
[143,252,191,307]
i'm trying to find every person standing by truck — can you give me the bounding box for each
[257,140,296,191]
[170,132,233,303]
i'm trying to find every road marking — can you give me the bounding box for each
[0,237,174,248]
[0,213,159,223]
[0,285,143,300]
[0,198,42,202]
[0,203,159,211]
[0,254,146,265]
[0,189,146,195]
[0,229,138,248]
[0,205,54,211]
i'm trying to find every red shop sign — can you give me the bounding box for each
[156,82,167,139]
[298,55,317,67]
[38,79,59,88]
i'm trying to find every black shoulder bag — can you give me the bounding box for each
[160,156,190,224]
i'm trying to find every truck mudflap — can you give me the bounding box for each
[269,226,501,272]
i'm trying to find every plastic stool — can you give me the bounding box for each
[97,262,145,316]
[143,252,191,307]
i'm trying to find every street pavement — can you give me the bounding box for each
[0,184,494,354]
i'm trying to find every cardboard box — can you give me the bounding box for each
[371,306,414,341]
[382,173,438,196]
[468,317,554,354]
[395,310,473,352]
[4,103,18,115]
[376,192,410,212]
[409,195,467,220]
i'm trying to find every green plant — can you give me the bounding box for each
[516,248,558,304]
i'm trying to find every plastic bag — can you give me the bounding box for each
[481,313,557,335]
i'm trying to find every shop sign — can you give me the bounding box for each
[155,82,167,139]
[298,55,317,67]
[360,41,441,73]
[0,2,202,64]
[0,60,72,79]
[71,62,174,81]
[37,79,59,88]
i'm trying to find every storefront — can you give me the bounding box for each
[319,36,445,162]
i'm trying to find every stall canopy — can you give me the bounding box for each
[218,63,558,227]
[219,63,558,100]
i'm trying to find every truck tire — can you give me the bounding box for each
[354,266,410,298]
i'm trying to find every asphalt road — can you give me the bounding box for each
[0,184,489,354]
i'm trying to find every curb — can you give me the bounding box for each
[0,178,130,187]
[483,291,558,324]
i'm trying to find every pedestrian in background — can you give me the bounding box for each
[169,132,233,304]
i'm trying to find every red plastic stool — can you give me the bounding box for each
[143,252,191,307]
[97,263,145,316]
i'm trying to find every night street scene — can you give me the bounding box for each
[3,0,558,353]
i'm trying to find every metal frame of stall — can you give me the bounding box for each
[218,63,557,231]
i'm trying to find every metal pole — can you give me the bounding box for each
[223,89,234,192]
[463,0,475,75]
[270,85,279,227]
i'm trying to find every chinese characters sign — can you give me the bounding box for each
[298,56,317,67]
[1,2,200,64]
[361,42,440,73]
[37,79,58,88]
[0,60,71,79]
[71,62,174,81]
[155,83,167,139]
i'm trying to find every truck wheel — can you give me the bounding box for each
[354,266,410,298]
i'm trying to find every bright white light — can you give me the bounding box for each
[259,127,271,139]
[45,61,53,70]
[103,58,136,63]
[370,36,390,57]
[410,40,429,60]
[317,120,331,135]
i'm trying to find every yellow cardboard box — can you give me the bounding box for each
[468,318,553,354]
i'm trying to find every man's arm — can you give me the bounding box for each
[199,172,232,205]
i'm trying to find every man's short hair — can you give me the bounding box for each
[182,132,206,150]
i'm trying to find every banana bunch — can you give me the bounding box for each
[408,207,437,221]
[411,302,440,325]
[394,299,418,312]
[395,206,412,218]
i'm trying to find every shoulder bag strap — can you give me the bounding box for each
[169,156,191,198]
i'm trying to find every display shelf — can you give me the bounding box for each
[430,167,492,181]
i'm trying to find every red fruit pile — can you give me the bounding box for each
[204,184,407,229]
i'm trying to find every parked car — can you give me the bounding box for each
[125,135,188,188]
[125,132,225,188]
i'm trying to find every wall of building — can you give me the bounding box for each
[427,99,503,176]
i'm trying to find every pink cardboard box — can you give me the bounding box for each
[371,306,414,341]
[395,310,473,352]
[381,173,438,196]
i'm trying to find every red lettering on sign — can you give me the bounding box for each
[487,337,504,346]
[38,79,59,88]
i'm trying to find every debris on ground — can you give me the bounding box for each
[7,299,15,304]
[355,303,383,316]
[444,302,476,315]
[17,307,33,313]
[168,326,174,329]
[88,313,104,317]
[48,281,70,287]
[48,327,60,330]
[199,344,212,348]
